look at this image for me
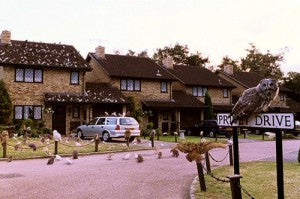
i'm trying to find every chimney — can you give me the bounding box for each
[1,30,11,45]
[224,65,233,75]
[95,46,105,59]
[162,56,173,69]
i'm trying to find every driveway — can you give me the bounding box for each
[0,139,299,199]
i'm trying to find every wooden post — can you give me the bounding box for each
[157,133,160,141]
[54,141,58,155]
[262,133,264,140]
[233,127,240,175]
[229,144,233,166]
[227,174,242,199]
[275,129,284,199]
[2,142,7,158]
[95,139,99,152]
[196,162,206,191]
[215,133,218,141]
[151,136,154,147]
[174,133,177,143]
[205,152,211,174]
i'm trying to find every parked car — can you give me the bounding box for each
[76,116,140,142]
[186,120,232,138]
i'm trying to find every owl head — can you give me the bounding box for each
[258,78,277,91]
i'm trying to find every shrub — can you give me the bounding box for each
[146,122,153,130]
[41,128,52,134]
[0,80,12,125]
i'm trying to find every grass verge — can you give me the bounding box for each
[194,161,300,199]
[143,135,228,144]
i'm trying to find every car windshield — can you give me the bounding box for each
[120,117,138,125]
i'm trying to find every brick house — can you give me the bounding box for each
[0,31,127,134]
[86,46,183,132]
[216,65,290,112]
[164,57,236,130]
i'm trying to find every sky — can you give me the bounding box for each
[1,0,300,75]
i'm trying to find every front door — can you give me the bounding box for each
[52,106,66,135]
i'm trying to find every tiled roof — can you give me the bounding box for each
[142,90,205,108]
[167,65,235,88]
[286,98,300,112]
[0,40,91,70]
[44,83,128,104]
[221,71,290,92]
[213,104,233,111]
[87,53,176,80]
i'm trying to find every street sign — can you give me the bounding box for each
[217,113,295,129]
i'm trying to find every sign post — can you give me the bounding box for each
[217,113,295,199]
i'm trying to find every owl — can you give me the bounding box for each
[230,78,279,123]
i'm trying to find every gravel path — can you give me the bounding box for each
[0,139,299,199]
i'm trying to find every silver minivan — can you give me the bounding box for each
[76,116,140,142]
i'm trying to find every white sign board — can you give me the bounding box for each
[217,113,295,129]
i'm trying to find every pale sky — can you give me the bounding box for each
[1,0,300,75]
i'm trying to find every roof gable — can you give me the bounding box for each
[0,40,91,70]
[88,53,176,80]
[168,65,235,87]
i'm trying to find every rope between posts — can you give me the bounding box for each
[239,184,256,199]
[59,140,95,147]
[6,141,55,150]
[209,151,229,162]
[202,165,230,183]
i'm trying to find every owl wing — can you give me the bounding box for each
[231,87,263,121]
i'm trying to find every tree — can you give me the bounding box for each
[240,43,284,79]
[204,92,214,120]
[153,43,209,67]
[218,55,240,72]
[283,72,300,101]
[0,80,12,125]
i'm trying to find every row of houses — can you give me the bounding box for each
[0,30,297,134]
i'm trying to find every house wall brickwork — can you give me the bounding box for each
[1,66,86,132]
[85,59,111,83]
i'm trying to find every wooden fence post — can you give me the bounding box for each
[174,132,178,143]
[205,152,211,174]
[95,139,99,152]
[2,142,7,158]
[227,174,242,199]
[54,141,58,155]
[196,162,206,191]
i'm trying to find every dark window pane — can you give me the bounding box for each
[134,80,140,91]
[24,106,33,119]
[34,70,42,82]
[25,69,34,82]
[34,107,42,119]
[73,106,79,118]
[15,106,23,119]
[71,72,79,84]
[121,79,127,90]
[161,82,167,92]
[192,87,197,96]
[16,68,24,81]
[127,80,134,91]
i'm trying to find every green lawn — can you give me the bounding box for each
[143,135,229,144]
[194,161,300,199]
[0,137,145,159]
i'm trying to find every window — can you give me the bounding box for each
[223,89,229,98]
[161,81,167,93]
[73,106,80,118]
[15,68,43,83]
[14,105,42,120]
[120,79,141,91]
[88,118,98,125]
[70,71,79,85]
[192,86,207,97]
[106,118,117,125]
[280,94,285,101]
[96,118,106,125]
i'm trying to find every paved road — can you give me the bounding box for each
[0,139,299,199]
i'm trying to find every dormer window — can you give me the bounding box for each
[192,86,207,97]
[70,71,79,85]
[120,79,141,91]
[15,68,43,83]
[223,88,229,98]
[161,81,167,93]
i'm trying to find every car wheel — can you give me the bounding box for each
[77,130,84,139]
[209,131,215,138]
[102,131,111,142]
